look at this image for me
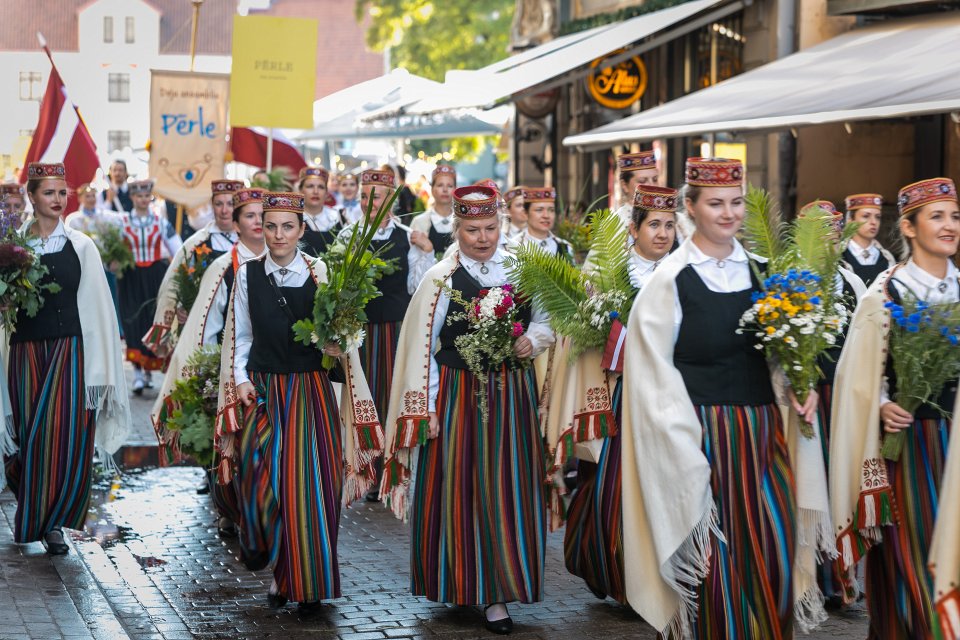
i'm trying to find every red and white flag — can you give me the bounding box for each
[230,127,307,175]
[19,33,99,214]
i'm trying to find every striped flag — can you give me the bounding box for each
[230,127,307,174]
[601,318,627,373]
[19,33,99,213]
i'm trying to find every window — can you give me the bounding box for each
[107,130,130,153]
[108,73,130,102]
[18,72,42,101]
[125,17,135,43]
[103,16,114,43]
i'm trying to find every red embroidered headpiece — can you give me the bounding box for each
[453,186,499,219]
[211,180,243,195]
[432,165,456,184]
[897,178,957,217]
[800,199,844,231]
[521,187,555,203]
[618,150,656,173]
[633,185,678,214]
[361,169,395,188]
[685,157,743,188]
[472,178,500,194]
[233,188,265,208]
[845,193,883,212]
[1,183,24,198]
[262,191,304,213]
[130,180,154,195]
[299,166,330,184]
[27,163,65,181]
[504,186,524,203]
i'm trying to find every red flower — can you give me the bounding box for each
[502,295,513,308]
[479,289,489,297]
[512,322,524,337]
[0,243,32,270]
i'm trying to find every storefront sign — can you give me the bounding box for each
[230,15,317,129]
[149,70,229,208]
[587,51,647,110]
[516,88,561,119]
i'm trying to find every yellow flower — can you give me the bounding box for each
[766,326,776,335]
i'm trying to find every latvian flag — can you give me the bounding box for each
[601,318,627,373]
[19,33,99,214]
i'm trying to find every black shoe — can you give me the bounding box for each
[825,595,844,611]
[242,550,270,572]
[297,600,323,616]
[483,605,513,635]
[44,529,69,556]
[217,518,238,539]
[365,488,380,503]
[267,590,287,609]
[587,584,607,600]
[196,481,210,495]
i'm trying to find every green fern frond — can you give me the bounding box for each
[505,243,588,325]
[585,209,632,295]
[792,209,833,276]
[742,185,785,266]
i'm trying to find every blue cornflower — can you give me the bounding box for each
[609,310,619,320]
[809,296,820,305]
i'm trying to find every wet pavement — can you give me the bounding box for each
[0,371,872,640]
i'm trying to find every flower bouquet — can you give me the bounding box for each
[0,205,59,332]
[292,186,401,369]
[738,186,858,437]
[437,282,529,422]
[506,208,634,360]
[880,293,960,460]
[87,221,134,276]
[165,345,221,467]
[171,243,213,335]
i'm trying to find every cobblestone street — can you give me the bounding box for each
[0,384,871,640]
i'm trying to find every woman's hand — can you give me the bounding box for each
[788,387,819,425]
[513,336,533,359]
[427,412,440,439]
[176,306,188,325]
[108,260,120,273]
[410,229,433,254]
[237,382,255,407]
[322,343,343,358]
[880,401,914,433]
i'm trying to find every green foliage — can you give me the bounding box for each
[171,243,215,335]
[0,215,60,333]
[741,185,785,267]
[584,209,633,312]
[250,167,294,191]
[88,222,134,276]
[166,345,222,468]
[292,186,401,369]
[356,0,514,82]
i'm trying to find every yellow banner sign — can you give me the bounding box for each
[149,70,230,208]
[230,15,318,129]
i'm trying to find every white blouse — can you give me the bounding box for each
[304,207,341,233]
[671,238,753,338]
[26,219,69,255]
[627,250,662,290]
[427,248,554,412]
[232,251,311,385]
[202,241,264,346]
[846,237,884,266]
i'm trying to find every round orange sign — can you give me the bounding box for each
[587,51,648,110]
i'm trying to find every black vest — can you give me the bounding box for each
[818,274,859,384]
[842,246,889,288]
[884,278,957,420]
[433,267,533,371]
[12,242,82,343]
[245,259,325,374]
[673,264,775,406]
[301,226,338,257]
[365,226,412,323]
[427,219,453,255]
[214,264,237,346]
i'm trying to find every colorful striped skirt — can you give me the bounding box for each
[359,321,401,421]
[865,417,951,640]
[693,403,796,640]
[4,337,95,543]
[210,452,242,527]
[563,376,625,603]
[237,370,343,603]
[411,364,546,605]
[118,261,166,370]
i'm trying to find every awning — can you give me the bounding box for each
[294,69,506,141]
[388,0,743,116]
[564,13,960,150]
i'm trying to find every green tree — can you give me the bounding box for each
[355,0,514,82]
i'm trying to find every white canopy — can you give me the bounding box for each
[564,13,960,150]
[387,0,742,116]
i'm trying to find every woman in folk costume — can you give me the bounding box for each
[1,182,26,222]
[214,192,383,613]
[560,184,679,604]
[379,185,553,635]
[298,166,341,256]
[614,150,659,229]
[410,164,457,256]
[501,186,527,240]
[152,187,265,537]
[620,157,825,639]
[507,187,575,263]
[830,177,960,640]
[929,392,960,640]
[5,163,130,554]
[336,172,363,226]
[338,168,435,500]
[841,193,897,287]
[143,179,242,360]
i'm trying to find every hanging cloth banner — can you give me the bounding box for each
[149,70,230,209]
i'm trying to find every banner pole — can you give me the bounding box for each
[189,1,203,72]
[175,203,184,236]
[266,128,274,172]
